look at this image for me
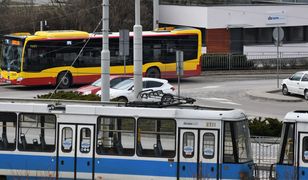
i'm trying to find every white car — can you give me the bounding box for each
[96,77,175,102]
[281,71,308,100]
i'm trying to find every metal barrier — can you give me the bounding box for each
[251,136,281,180]
[201,53,308,71]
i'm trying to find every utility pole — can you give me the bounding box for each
[101,0,110,102]
[153,0,159,30]
[134,0,143,101]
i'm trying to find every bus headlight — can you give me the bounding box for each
[17,77,23,82]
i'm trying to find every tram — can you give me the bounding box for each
[272,111,308,180]
[0,100,254,179]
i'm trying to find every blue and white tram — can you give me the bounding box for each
[274,111,308,180]
[0,101,254,179]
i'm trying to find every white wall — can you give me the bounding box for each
[244,43,308,59]
[159,5,207,27]
[160,5,308,29]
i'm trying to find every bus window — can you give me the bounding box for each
[97,116,135,156]
[137,118,176,158]
[278,123,295,165]
[223,121,252,163]
[0,112,17,151]
[18,114,56,152]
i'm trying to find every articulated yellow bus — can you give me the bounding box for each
[0,27,201,88]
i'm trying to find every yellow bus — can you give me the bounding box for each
[0,27,201,88]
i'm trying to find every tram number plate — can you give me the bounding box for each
[206,122,216,127]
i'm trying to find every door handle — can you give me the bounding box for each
[61,160,64,165]
[302,170,305,176]
[87,161,90,166]
[182,165,186,171]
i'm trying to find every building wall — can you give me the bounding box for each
[160,5,308,29]
[206,29,230,53]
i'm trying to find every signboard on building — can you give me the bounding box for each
[266,12,287,25]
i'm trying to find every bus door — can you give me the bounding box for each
[298,132,308,180]
[57,124,95,179]
[178,129,219,179]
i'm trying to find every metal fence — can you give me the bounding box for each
[251,136,281,180]
[201,53,308,71]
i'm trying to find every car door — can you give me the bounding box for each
[288,73,303,94]
[299,73,308,96]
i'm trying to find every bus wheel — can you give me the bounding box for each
[146,67,161,78]
[57,72,72,89]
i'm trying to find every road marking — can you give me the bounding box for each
[198,97,241,106]
[201,86,220,89]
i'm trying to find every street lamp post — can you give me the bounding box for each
[101,0,110,102]
[134,0,143,101]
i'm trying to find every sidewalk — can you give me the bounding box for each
[246,88,303,102]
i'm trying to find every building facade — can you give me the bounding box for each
[159,0,308,59]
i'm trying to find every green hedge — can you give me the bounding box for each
[37,91,100,101]
[249,117,282,137]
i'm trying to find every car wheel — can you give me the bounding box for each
[146,67,161,78]
[117,97,128,103]
[282,85,289,95]
[305,90,308,100]
[57,72,72,89]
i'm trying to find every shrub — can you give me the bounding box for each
[249,117,283,137]
[37,91,100,101]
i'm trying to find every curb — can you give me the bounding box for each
[246,89,303,102]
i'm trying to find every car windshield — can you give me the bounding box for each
[112,79,134,90]
[92,79,101,87]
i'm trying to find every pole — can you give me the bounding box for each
[101,0,110,102]
[276,27,280,89]
[134,0,143,101]
[40,21,43,31]
[153,0,159,30]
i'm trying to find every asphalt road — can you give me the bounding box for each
[0,73,307,120]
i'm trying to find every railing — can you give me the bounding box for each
[201,53,308,71]
[251,136,281,180]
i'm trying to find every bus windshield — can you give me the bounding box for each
[1,40,23,72]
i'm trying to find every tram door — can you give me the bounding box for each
[298,132,308,180]
[179,129,219,179]
[57,124,94,179]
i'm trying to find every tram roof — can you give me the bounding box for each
[0,99,246,122]
[284,111,308,123]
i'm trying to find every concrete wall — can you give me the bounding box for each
[160,5,308,28]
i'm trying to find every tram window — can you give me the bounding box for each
[279,123,295,165]
[137,118,176,158]
[203,133,215,159]
[183,132,195,158]
[302,137,308,162]
[223,121,253,163]
[0,112,17,151]
[18,114,56,152]
[80,128,91,153]
[97,116,135,156]
[61,127,73,153]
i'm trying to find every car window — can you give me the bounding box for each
[290,73,303,81]
[144,81,163,88]
[302,74,308,82]
[92,79,102,87]
[112,79,133,90]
